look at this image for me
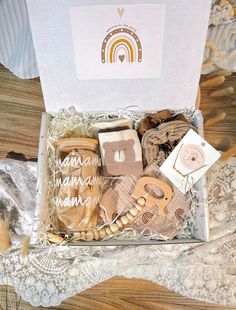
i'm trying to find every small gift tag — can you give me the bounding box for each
[160,129,221,193]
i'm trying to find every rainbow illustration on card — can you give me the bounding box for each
[101,27,142,63]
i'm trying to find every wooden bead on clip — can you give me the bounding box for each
[47,233,64,244]
[99,229,106,239]
[80,232,86,240]
[85,231,94,241]
[94,230,99,240]
[136,197,146,206]
[73,232,81,240]
[120,215,129,225]
[110,223,119,233]
[135,203,143,211]
[116,219,123,228]
[129,207,139,216]
[126,212,135,222]
[105,227,112,235]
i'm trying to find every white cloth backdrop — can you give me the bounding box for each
[0,0,38,78]
[0,158,235,307]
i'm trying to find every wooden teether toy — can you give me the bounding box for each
[131,177,173,218]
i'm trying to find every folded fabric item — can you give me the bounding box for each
[142,120,195,167]
[99,129,143,176]
[92,118,133,134]
[100,163,191,239]
[138,110,189,135]
[98,126,130,134]
[100,175,138,224]
[138,109,172,135]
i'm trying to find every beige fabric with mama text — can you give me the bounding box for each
[56,150,100,231]
[100,163,191,239]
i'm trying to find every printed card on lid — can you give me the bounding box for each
[70,4,165,80]
[26,0,211,112]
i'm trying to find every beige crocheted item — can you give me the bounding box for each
[141,120,194,166]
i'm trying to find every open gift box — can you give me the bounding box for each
[26,0,212,246]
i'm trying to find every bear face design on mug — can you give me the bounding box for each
[98,129,143,176]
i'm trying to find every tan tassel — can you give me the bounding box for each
[220,146,236,162]
[208,70,232,79]
[195,86,201,109]
[202,41,218,69]
[200,76,225,88]
[204,112,226,127]
[21,235,30,258]
[210,87,234,98]
[231,100,236,106]
[0,219,11,253]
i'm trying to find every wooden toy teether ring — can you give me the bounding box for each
[131,177,173,217]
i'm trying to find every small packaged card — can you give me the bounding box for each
[160,129,221,193]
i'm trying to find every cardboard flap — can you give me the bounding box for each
[26,0,211,112]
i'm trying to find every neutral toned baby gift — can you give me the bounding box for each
[26,0,216,246]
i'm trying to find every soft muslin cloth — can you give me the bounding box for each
[100,163,190,239]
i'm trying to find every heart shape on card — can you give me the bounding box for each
[117,8,124,17]
[119,55,125,62]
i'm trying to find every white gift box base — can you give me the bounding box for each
[26,0,211,245]
[32,109,209,246]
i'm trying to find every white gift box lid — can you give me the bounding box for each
[26,0,211,113]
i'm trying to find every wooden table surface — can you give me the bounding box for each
[0,64,236,310]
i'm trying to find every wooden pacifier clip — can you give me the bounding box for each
[48,176,173,243]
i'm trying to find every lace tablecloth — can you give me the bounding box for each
[0,158,236,307]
